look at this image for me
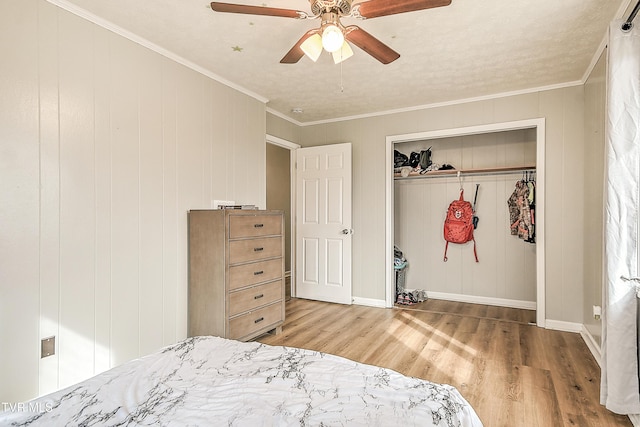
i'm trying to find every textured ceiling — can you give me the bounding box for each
[53,0,628,124]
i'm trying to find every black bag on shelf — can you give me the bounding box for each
[409,152,420,168]
[419,147,432,169]
[394,150,409,168]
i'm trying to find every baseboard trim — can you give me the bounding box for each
[426,291,537,311]
[580,325,601,368]
[544,319,583,333]
[352,297,386,308]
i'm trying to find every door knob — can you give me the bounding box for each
[341,228,354,235]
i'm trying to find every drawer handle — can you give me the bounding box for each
[254,223,264,228]
[254,247,264,252]
[254,317,264,324]
[254,294,264,300]
[254,270,264,276]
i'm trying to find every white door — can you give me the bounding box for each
[296,143,352,304]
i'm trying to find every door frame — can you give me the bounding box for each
[385,118,546,327]
[266,134,301,297]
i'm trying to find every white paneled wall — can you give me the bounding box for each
[0,0,266,403]
[394,130,537,305]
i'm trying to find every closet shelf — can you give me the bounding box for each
[394,165,536,180]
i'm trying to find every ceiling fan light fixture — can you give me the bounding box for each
[211,0,452,65]
[300,33,323,62]
[321,24,344,53]
[332,41,353,64]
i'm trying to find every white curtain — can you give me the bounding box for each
[601,19,640,415]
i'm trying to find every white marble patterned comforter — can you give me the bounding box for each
[1,336,483,426]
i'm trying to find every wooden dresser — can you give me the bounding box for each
[188,209,285,341]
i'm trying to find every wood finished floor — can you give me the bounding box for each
[257,298,631,427]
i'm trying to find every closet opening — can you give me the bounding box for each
[384,119,546,327]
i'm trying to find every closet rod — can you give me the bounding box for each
[622,0,640,31]
[436,168,536,178]
[394,165,536,180]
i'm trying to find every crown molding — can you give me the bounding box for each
[284,80,583,127]
[266,107,303,127]
[45,0,269,105]
[581,0,634,83]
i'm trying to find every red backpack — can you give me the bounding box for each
[443,189,478,262]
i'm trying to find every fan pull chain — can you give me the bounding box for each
[340,59,344,92]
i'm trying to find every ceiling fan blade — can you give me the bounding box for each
[355,0,451,19]
[280,30,320,64]
[210,2,305,18]
[344,26,400,64]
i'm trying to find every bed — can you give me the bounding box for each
[1,336,483,426]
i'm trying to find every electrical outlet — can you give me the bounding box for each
[41,336,55,358]
[593,305,602,320]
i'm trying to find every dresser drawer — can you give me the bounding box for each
[229,214,282,239]
[229,236,282,264]
[228,258,283,291]
[228,280,282,317]
[229,302,283,340]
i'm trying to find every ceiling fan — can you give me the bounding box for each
[210,0,452,64]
